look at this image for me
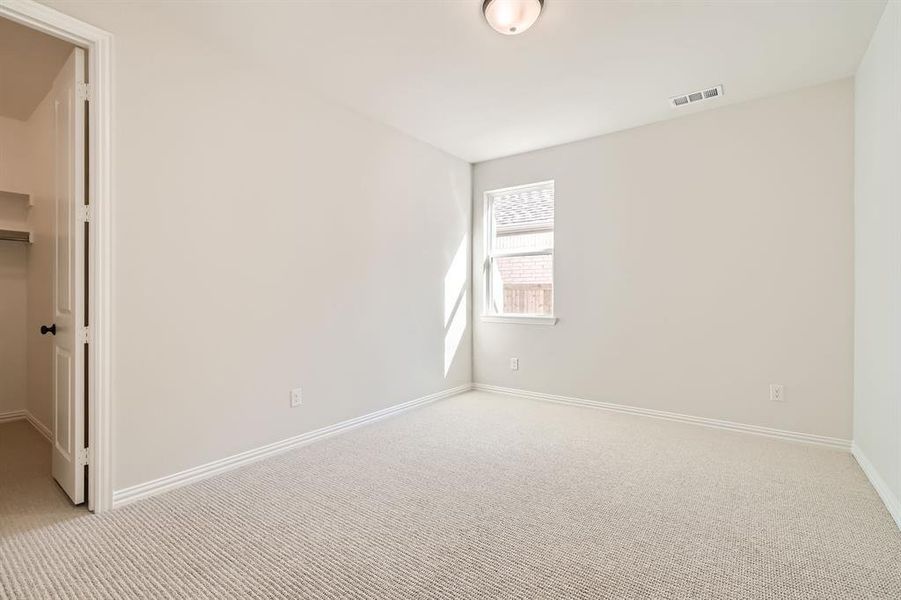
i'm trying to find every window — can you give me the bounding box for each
[484,181,556,324]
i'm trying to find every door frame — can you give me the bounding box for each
[0,0,114,513]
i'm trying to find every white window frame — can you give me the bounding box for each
[482,180,557,325]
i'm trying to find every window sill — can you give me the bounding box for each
[481,314,558,326]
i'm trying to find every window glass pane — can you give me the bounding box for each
[493,254,553,315]
[494,230,554,253]
[491,184,554,252]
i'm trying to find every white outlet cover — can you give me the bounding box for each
[290,388,302,407]
[769,384,784,402]
[510,358,519,371]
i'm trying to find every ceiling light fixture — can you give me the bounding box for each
[482,0,544,36]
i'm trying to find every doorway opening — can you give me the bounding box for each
[0,16,89,516]
[0,1,112,514]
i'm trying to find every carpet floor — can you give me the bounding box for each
[1,391,900,599]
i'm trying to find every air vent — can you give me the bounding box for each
[669,85,724,108]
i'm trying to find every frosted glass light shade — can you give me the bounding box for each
[482,0,544,36]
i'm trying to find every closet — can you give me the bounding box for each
[0,16,83,509]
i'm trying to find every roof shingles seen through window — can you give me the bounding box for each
[493,184,554,233]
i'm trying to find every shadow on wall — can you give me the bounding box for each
[444,235,468,376]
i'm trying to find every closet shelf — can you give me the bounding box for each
[0,229,32,244]
[0,190,32,206]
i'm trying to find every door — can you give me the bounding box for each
[50,47,86,505]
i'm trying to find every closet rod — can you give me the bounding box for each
[0,229,32,243]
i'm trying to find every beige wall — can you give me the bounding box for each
[25,89,56,430]
[473,80,854,440]
[0,92,57,428]
[0,115,29,194]
[0,243,27,416]
[43,2,472,492]
[854,0,901,520]
[0,116,29,416]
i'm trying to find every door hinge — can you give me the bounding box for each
[79,326,91,344]
[78,205,93,223]
[77,82,92,102]
[78,446,93,466]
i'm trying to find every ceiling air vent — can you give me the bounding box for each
[670,85,724,108]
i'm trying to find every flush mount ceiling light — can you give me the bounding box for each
[482,0,544,35]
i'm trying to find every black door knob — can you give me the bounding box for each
[40,324,56,336]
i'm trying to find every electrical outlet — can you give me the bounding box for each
[769,384,784,403]
[290,387,303,407]
[510,357,519,371]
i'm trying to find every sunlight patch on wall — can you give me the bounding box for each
[444,237,468,326]
[444,236,468,376]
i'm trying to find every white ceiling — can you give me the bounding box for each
[32,1,886,162]
[0,16,75,121]
[196,0,885,163]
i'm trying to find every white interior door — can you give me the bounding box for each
[49,47,86,505]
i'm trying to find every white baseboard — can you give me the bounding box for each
[473,383,852,451]
[0,409,53,442]
[112,384,473,509]
[25,412,53,442]
[852,443,901,531]
[0,409,26,424]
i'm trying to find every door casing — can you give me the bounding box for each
[0,0,114,513]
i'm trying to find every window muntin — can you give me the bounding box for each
[485,181,554,317]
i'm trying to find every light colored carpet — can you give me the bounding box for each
[1,391,900,599]
[0,420,89,534]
